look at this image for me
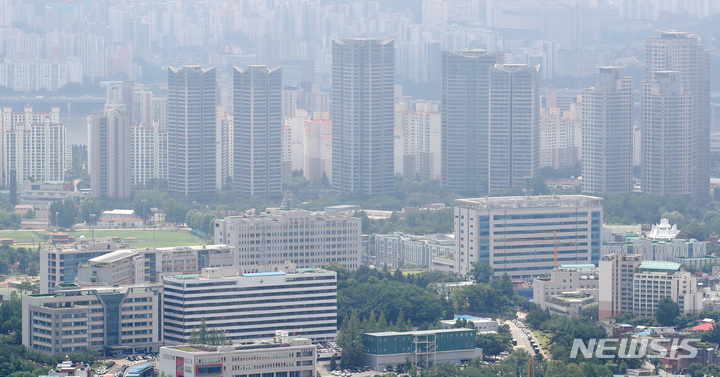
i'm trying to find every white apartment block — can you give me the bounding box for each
[131,121,168,187]
[533,264,599,316]
[454,195,603,280]
[158,332,316,377]
[22,284,163,355]
[282,109,308,180]
[602,237,708,265]
[540,104,581,170]
[1,106,66,187]
[374,232,454,269]
[76,244,237,286]
[599,254,703,320]
[403,102,442,181]
[220,112,234,189]
[215,209,362,270]
[163,266,337,345]
[0,59,76,92]
[632,261,703,317]
[303,116,332,182]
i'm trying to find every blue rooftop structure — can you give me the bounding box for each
[454,315,480,320]
[243,271,287,277]
[126,363,154,377]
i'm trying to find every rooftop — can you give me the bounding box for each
[456,195,602,210]
[364,328,475,337]
[636,261,681,272]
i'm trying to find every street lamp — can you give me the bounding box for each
[90,214,96,241]
[141,199,147,230]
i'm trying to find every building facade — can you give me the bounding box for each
[643,31,710,201]
[331,38,395,196]
[488,64,540,193]
[233,65,283,199]
[361,329,482,370]
[167,66,217,197]
[40,241,120,294]
[641,71,695,197]
[130,121,167,187]
[441,50,503,195]
[22,284,163,355]
[158,332,316,377]
[581,67,633,193]
[163,266,337,345]
[76,244,237,286]
[533,264,599,316]
[403,102,442,181]
[303,116,332,182]
[88,103,132,199]
[454,195,603,280]
[1,106,66,187]
[214,209,362,270]
[374,232,454,269]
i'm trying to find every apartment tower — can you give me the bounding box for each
[167,66,217,197]
[642,31,710,201]
[582,67,634,193]
[331,38,395,196]
[233,65,283,199]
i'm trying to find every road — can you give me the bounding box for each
[504,319,535,355]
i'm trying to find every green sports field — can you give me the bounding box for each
[66,229,207,248]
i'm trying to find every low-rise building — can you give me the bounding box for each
[40,241,120,293]
[157,331,316,377]
[361,328,482,370]
[533,264,599,316]
[76,244,236,286]
[440,315,498,333]
[374,232,454,269]
[22,284,163,355]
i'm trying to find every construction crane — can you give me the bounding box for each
[472,233,577,270]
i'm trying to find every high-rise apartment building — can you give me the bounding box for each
[131,121,167,187]
[643,31,710,201]
[454,195,603,280]
[441,50,503,195]
[234,65,283,199]
[304,115,332,182]
[88,105,131,199]
[331,38,394,196]
[597,252,642,320]
[581,67,633,193]
[641,71,694,197]
[167,66,217,197]
[488,64,540,193]
[1,106,66,187]
[404,103,442,181]
[539,105,581,170]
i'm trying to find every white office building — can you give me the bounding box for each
[22,284,163,355]
[454,195,603,280]
[158,331,316,377]
[131,121,168,187]
[162,266,337,345]
[214,209,362,270]
[533,264,599,316]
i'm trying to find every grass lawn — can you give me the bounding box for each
[65,229,206,248]
[532,329,552,351]
[0,230,45,245]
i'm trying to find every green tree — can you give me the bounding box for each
[655,297,680,326]
[468,262,493,283]
[337,311,364,368]
[23,209,35,220]
[329,354,337,371]
[49,199,78,229]
[189,318,231,345]
[80,198,102,224]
